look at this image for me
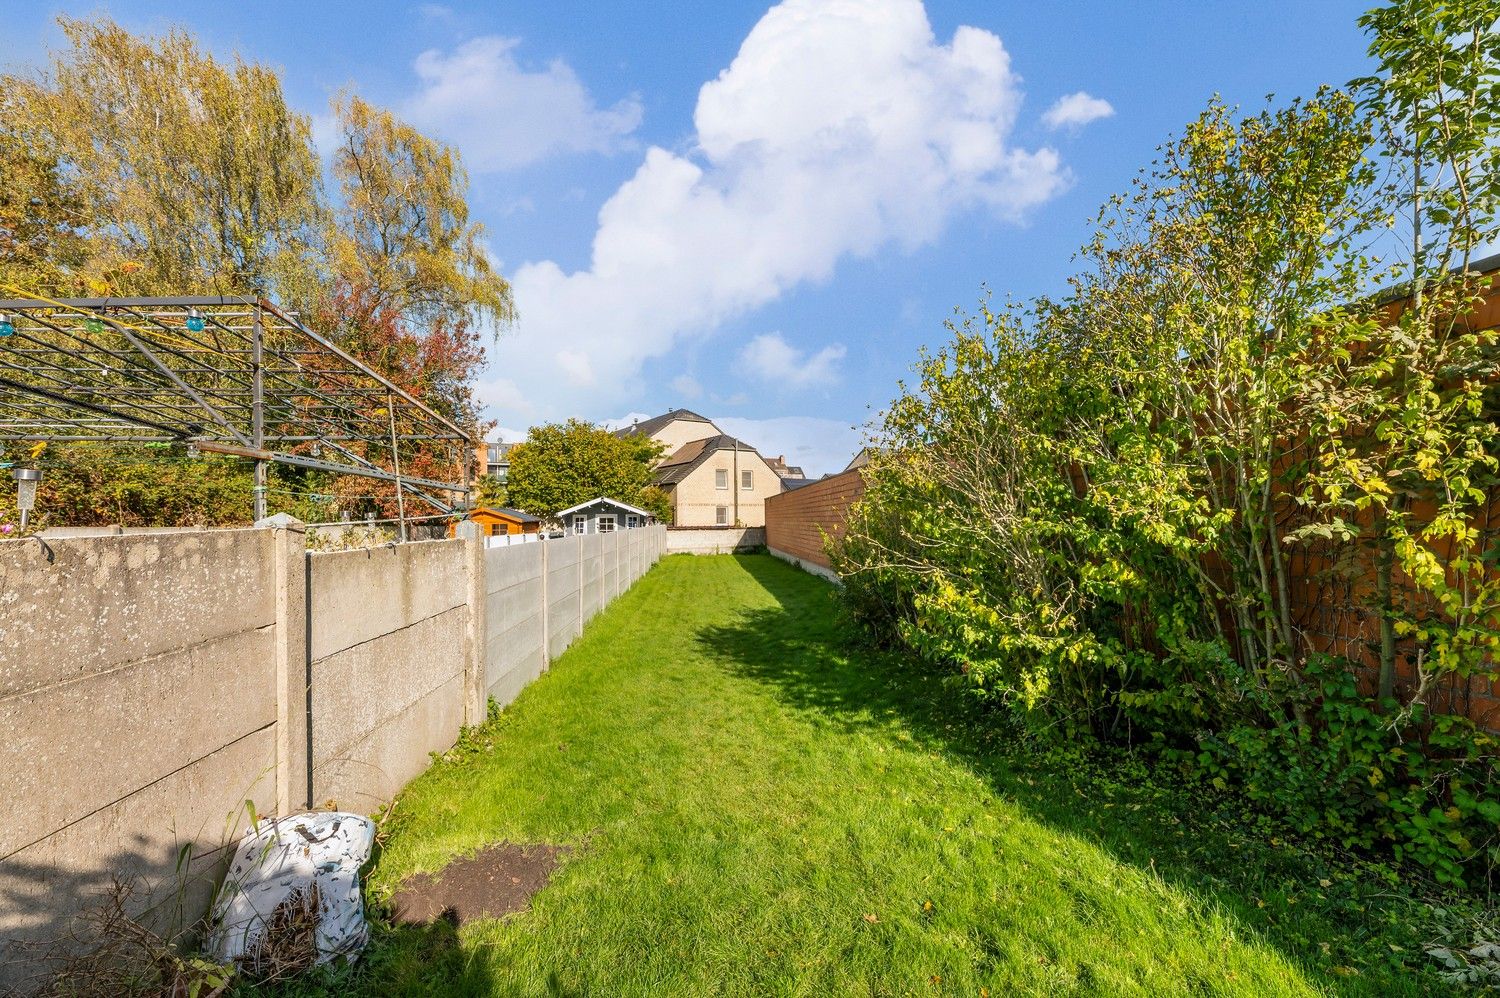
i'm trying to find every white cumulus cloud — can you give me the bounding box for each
[480,0,1072,418]
[738,332,846,388]
[403,36,643,171]
[1041,91,1114,131]
[671,374,704,399]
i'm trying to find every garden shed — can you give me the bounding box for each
[556,497,655,535]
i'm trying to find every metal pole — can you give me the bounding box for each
[251,305,267,521]
[463,436,474,508]
[388,392,408,542]
[732,437,739,527]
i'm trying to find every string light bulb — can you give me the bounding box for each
[85,317,106,334]
[185,308,206,333]
[0,315,13,337]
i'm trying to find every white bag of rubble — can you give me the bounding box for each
[206,811,376,971]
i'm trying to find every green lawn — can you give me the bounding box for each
[272,554,1458,996]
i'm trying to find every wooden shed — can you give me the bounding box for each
[450,506,542,538]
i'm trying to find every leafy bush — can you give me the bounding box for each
[835,0,1500,885]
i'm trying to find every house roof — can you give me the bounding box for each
[468,506,540,524]
[844,448,874,472]
[765,455,807,479]
[615,408,717,438]
[653,434,772,486]
[555,496,654,519]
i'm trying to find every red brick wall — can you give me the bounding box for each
[764,469,866,569]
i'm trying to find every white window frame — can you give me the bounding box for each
[741,469,753,490]
[598,515,616,533]
[625,515,639,528]
[715,468,729,490]
[573,514,586,535]
[715,505,729,525]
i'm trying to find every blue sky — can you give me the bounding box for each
[0,1,1375,474]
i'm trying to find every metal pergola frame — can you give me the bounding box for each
[0,295,475,527]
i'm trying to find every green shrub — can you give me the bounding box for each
[835,0,1500,886]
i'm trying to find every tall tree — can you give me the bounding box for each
[1,16,324,298]
[507,420,664,519]
[0,120,86,295]
[327,93,514,330]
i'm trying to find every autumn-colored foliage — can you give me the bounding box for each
[0,15,516,526]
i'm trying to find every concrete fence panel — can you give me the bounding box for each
[666,526,766,555]
[0,529,283,986]
[307,540,470,811]
[0,521,665,990]
[602,531,621,602]
[483,541,547,707]
[580,534,604,622]
[546,535,583,657]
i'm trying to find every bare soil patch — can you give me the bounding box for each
[389,844,566,927]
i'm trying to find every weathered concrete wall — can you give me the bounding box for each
[666,525,766,555]
[0,528,286,986]
[307,539,472,812]
[484,540,546,705]
[0,521,665,990]
[481,526,665,711]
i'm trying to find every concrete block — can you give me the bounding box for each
[0,728,276,991]
[665,526,766,555]
[487,650,544,708]
[487,575,544,632]
[309,607,466,768]
[768,545,841,583]
[312,673,463,811]
[0,530,275,699]
[0,625,276,859]
[487,605,544,686]
[484,541,543,596]
[309,540,466,659]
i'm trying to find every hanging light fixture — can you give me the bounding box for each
[0,315,14,337]
[186,308,206,333]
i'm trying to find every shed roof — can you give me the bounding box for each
[555,496,654,519]
[468,506,541,524]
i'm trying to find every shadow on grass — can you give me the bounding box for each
[695,554,1445,997]
[242,905,499,998]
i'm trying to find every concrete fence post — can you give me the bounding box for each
[456,521,488,725]
[540,535,550,669]
[256,513,310,814]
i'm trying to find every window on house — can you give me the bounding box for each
[573,515,586,534]
[715,468,728,489]
[598,515,616,533]
[626,515,639,528]
[715,506,729,525]
[741,469,753,490]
